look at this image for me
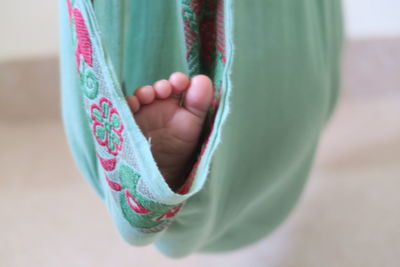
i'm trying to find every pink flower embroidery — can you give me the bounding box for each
[91,97,124,155]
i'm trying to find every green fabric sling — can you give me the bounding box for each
[60,0,343,258]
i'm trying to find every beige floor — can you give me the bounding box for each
[1,39,399,266]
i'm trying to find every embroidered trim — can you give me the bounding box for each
[215,0,226,63]
[97,153,117,171]
[72,8,93,71]
[180,0,226,194]
[118,164,180,230]
[125,189,151,214]
[182,0,201,75]
[105,174,122,191]
[90,97,124,156]
[139,220,173,233]
[67,0,185,233]
[155,204,184,221]
[80,65,99,99]
[66,0,230,233]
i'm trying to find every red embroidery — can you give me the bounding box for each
[200,0,217,66]
[179,118,215,195]
[125,189,151,214]
[155,204,183,221]
[216,0,226,63]
[184,20,198,60]
[72,8,93,71]
[180,0,222,194]
[190,0,201,16]
[97,153,117,171]
[105,175,123,191]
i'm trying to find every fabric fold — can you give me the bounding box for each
[60,0,234,247]
[60,0,343,257]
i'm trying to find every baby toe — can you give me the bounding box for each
[126,95,141,113]
[153,79,172,99]
[135,85,155,105]
[169,72,190,95]
[183,75,213,119]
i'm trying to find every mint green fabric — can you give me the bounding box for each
[60,0,343,258]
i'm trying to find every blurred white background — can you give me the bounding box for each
[0,0,400,62]
[344,0,400,39]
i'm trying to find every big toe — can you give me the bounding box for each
[183,75,213,119]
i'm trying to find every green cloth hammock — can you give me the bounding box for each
[60,0,343,258]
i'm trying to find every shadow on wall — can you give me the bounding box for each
[341,38,400,98]
[0,57,60,122]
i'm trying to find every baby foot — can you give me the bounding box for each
[126,72,213,190]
